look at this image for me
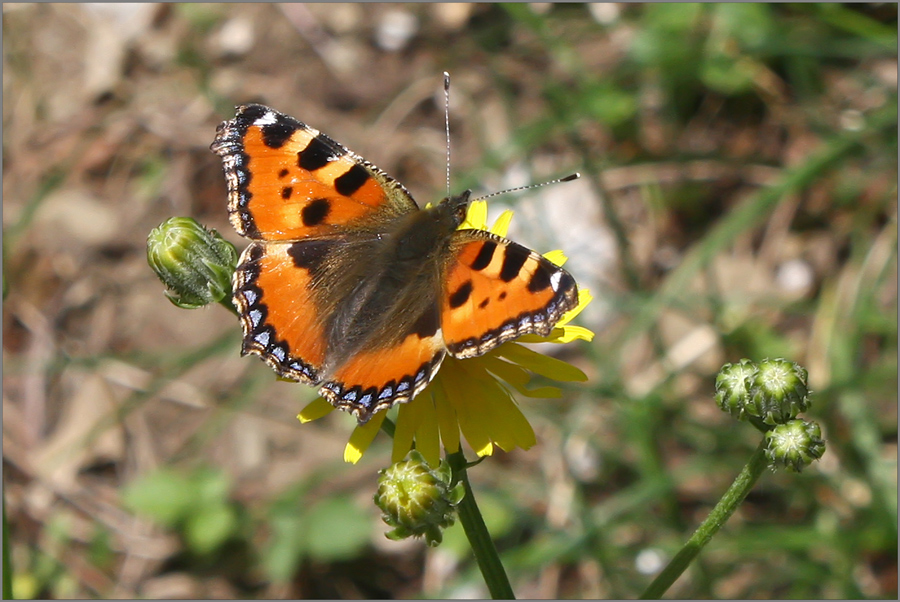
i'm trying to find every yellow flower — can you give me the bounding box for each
[298,200,594,465]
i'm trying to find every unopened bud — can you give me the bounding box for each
[374,451,464,547]
[147,217,237,309]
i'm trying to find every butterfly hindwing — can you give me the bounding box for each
[441,229,578,359]
[211,104,417,241]
[320,316,446,423]
[232,240,333,385]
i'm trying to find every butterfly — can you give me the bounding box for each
[210,102,578,424]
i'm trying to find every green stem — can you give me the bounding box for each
[380,416,396,438]
[447,450,515,600]
[640,439,770,599]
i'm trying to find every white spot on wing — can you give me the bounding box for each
[550,271,563,291]
[254,111,278,126]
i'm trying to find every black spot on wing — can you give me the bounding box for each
[260,120,296,149]
[334,164,370,196]
[500,243,529,282]
[281,186,293,200]
[471,241,496,271]
[302,198,331,226]
[278,168,289,178]
[299,136,337,171]
[412,305,440,339]
[527,265,552,293]
[287,239,333,271]
[556,270,576,295]
[449,281,473,309]
[237,104,269,123]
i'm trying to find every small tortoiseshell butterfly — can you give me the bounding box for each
[211,101,578,424]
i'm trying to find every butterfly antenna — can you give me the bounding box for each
[472,172,581,202]
[443,71,452,197]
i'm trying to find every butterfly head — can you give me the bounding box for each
[436,189,472,229]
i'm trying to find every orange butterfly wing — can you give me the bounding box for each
[232,241,329,385]
[211,103,417,241]
[320,321,446,421]
[211,104,420,393]
[441,229,578,358]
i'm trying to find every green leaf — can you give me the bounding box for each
[193,467,232,505]
[121,469,195,526]
[644,3,705,33]
[580,83,637,127]
[303,497,371,562]
[713,3,773,49]
[185,503,237,556]
[701,53,757,95]
[262,510,308,584]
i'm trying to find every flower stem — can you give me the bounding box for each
[447,450,515,600]
[380,416,396,438]
[640,439,769,599]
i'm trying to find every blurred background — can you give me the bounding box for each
[2,3,896,599]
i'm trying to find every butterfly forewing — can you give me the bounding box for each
[211,104,417,241]
[441,230,578,359]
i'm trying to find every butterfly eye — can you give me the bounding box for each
[453,190,472,222]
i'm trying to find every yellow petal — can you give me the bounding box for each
[484,388,536,452]
[542,249,568,266]
[489,210,514,237]
[557,288,593,327]
[481,354,531,386]
[433,375,461,454]
[519,324,593,344]
[344,410,386,464]
[466,369,516,451]
[442,360,494,457]
[461,200,488,230]
[297,397,334,423]
[515,334,550,344]
[548,325,595,344]
[498,343,588,382]
[475,382,522,451]
[481,355,562,398]
[460,362,536,452]
[474,440,494,457]
[512,385,562,398]
[414,395,441,467]
[393,399,422,463]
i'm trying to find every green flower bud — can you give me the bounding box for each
[147,217,237,309]
[715,359,758,420]
[374,451,465,547]
[765,419,825,472]
[747,358,810,425]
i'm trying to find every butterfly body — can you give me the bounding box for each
[305,192,468,372]
[211,103,578,423]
